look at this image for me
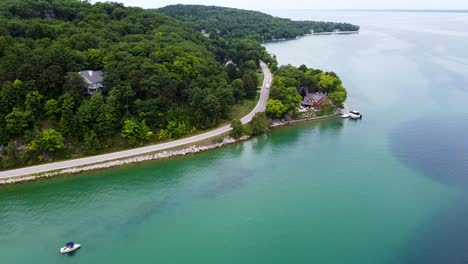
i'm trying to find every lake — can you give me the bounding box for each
[1,11,468,263]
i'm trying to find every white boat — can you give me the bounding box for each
[349,110,363,119]
[341,113,350,118]
[60,242,81,254]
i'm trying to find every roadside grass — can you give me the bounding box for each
[257,71,264,85]
[229,97,257,120]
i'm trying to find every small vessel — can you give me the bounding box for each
[60,242,81,254]
[341,113,350,118]
[349,110,363,119]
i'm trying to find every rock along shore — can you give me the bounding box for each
[0,136,250,185]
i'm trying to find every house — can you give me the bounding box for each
[302,92,326,110]
[225,60,235,67]
[42,9,57,19]
[78,70,104,95]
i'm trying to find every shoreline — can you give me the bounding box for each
[271,113,341,128]
[265,30,359,43]
[0,136,251,185]
[0,113,339,186]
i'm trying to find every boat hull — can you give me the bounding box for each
[60,244,81,254]
[349,114,362,119]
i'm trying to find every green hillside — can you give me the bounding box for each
[157,5,360,41]
[0,0,270,169]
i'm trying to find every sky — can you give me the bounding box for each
[93,0,468,11]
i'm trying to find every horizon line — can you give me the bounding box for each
[259,8,468,13]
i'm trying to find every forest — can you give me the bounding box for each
[157,5,360,41]
[0,0,273,169]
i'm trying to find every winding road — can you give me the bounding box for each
[0,61,272,180]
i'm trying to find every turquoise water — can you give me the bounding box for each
[1,11,468,263]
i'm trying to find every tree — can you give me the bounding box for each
[83,130,101,155]
[303,70,319,92]
[60,93,75,135]
[189,88,223,129]
[38,129,64,153]
[63,72,87,96]
[45,99,61,120]
[270,85,302,115]
[27,129,64,159]
[77,92,117,138]
[4,141,19,168]
[242,71,258,98]
[230,119,244,139]
[5,107,33,136]
[317,72,342,93]
[231,79,246,101]
[247,112,269,136]
[328,86,347,108]
[226,63,240,80]
[0,80,25,114]
[244,60,257,71]
[283,87,303,114]
[266,99,287,118]
[25,91,44,119]
[158,121,196,140]
[298,64,308,72]
[121,119,153,146]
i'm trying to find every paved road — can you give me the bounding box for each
[0,61,272,180]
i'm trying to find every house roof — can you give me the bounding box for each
[302,92,326,106]
[78,70,104,85]
[225,60,235,67]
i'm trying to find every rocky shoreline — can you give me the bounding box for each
[270,113,340,128]
[0,113,340,185]
[0,136,250,185]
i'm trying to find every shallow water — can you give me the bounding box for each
[1,11,468,263]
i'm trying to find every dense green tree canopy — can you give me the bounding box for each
[229,119,244,139]
[121,119,152,146]
[0,0,273,169]
[246,112,269,136]
[266,99,287,118]
[157,5,360,41]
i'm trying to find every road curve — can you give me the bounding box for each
[0,61,272,180]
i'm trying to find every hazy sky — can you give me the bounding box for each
[96,0,468,10]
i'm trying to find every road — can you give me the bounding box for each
[0,61,272,180]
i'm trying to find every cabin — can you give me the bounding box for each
[302,92,326,110]
[78,70,104,95]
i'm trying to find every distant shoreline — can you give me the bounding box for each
[263,9,468,14]
[266,30,359,43]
